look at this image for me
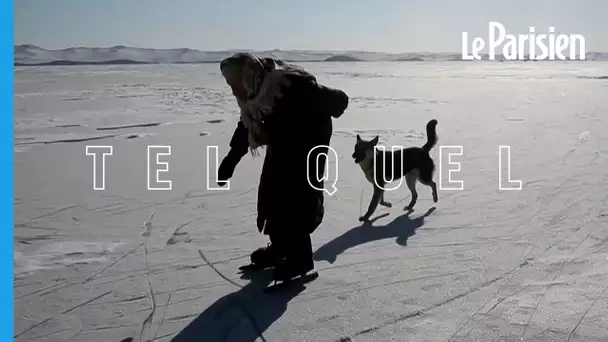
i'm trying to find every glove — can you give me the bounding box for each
[217,150,239,187]
[216,120,249,187]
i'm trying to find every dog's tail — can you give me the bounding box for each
[422,119,438,153]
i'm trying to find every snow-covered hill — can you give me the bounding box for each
[15,44,608,65]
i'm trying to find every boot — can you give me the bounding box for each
[250,243,283,269]
[272,233,314,282]
[272,257,314,282]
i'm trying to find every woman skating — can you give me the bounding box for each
[216,53,348,282]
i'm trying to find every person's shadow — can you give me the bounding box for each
[171,268,307,342]
[314,207,436,264]
[171,207,435,341]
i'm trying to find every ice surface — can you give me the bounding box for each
[14,61,608,341]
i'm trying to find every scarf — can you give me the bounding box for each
[220,53,314,156]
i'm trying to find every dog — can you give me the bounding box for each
[352,119,439,222]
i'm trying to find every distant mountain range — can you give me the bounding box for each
[14,45,608,66]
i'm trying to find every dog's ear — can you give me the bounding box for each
[356,134,362,142]
[371,136,379,146]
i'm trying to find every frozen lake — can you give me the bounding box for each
[14,61,608,341]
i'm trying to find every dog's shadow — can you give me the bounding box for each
[314,207,436,264]
[171,269,307,342]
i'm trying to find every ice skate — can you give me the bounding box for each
[239,243,283,272]
[263,258,317,292]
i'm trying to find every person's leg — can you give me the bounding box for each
[271,136,328,280]
[272,226,314,281]
[249,150,282,268]
[293,233,314,269]
[250,220,286,268]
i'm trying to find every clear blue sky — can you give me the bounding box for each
[15,0,608,52]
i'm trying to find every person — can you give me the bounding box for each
[216,53,349,281]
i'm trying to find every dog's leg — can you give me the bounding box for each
[360,187,384,222]
[419,179,438,203]
[404,172,418,210]
[380,193,392,208]
[418,169,438,204]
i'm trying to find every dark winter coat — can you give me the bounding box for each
[218,74,349,236]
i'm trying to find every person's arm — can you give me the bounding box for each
[309,82,349,119]
[217,120,249,186]
[283,75,349,120]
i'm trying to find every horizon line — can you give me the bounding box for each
[15,44,608,56]
[11,43,479,55]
